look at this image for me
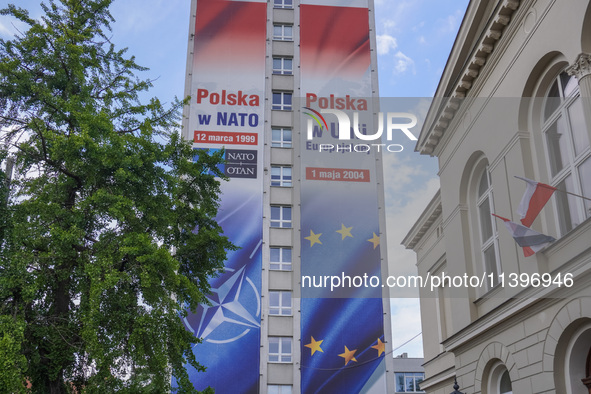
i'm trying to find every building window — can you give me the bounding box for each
[269,291,292,315]
[268,385,292,394]
[395,372,425,392]
[267,384,292,394]
[271,166,292,187]
[542,71,591,236]
[269,337,292,363]
[477,169,500,288]
[270,247,292,271]
[558,320,591,393]
[272,127,292,148]
[273,24,293,41]
[273,0,293,9]
[271,205,292,228]
[272,92,292,111]
[273,57,293,75]
[487,362,513,394]
[499,371,513,394]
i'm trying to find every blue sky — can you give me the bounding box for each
[374,0,469,358]
[0,0,469,358]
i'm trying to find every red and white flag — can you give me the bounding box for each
[515,176,556,227]
[492,214,555,257]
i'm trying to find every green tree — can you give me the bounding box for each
[0,1,234,392]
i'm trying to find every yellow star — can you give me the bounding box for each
[304,336,324,356]
[336,224,353,240]
[305,230,322,247]
[367,232,380,249]
[338,346,358,365]
[371,338,385,357]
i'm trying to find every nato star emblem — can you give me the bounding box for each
[184,265,260,344]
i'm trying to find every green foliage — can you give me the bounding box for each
[0,1,233,392]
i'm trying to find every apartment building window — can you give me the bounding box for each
[272,92,292,111]
[542,71,591,235]
[269,291,292,316]
[272,127,292,148]
[270,205,292,228]
[268,337,292,362]
[395,372,425,392]
[273,0,293,9]
[270,247,292,271]
[271,166,292,187]
[273,24,293,41]
[273,57,293,75]
[477,168,501,288]
[268,385,292,394]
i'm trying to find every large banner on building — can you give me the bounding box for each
[182,0,266,392]
[299,1,389,392]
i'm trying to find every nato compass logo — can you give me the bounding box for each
[193,148,258,179]
[183,265,261,344]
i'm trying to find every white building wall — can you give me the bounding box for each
[406,0,591,393]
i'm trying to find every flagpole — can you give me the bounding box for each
[514,175,591,202]
[554,188,591,202]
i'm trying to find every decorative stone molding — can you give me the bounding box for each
[472,342,519,394]
[543,297,591,372]
[419,0,522,155]
[566,53,591,80]
[402,191,442,250]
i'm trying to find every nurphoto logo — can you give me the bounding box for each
[304,93,418,153]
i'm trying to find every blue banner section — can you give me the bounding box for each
[299,183,383,299]
[299,174,386,392]
[183,174,262,393]
[299,2,388,391]
[301,298,386,392]
[184,0,266,391]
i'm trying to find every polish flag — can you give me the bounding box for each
[515,176,556,227]
[492,214,555,257]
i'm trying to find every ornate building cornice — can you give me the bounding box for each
[566,53,591,80]
[418,0,521,155]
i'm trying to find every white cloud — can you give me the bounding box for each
[445,14,458,32]
[376,34,398,55]
[394,51,415,74]
[0,16,27,38]
[375,0,416,34]
[110,0,184,36]
[382,148,440,299]
[384,156,427,194]
[382,19,396,31]
[418,36,426,45]
[0,2,44,39]
[0,20,11,36]
[412,21,425,32]
[439,8,465,34]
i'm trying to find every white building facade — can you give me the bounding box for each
[403,0,591,393]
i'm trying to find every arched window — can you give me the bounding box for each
[499,371,513,394]
[542,71,591,235]
[583,346,591,393]
[561,321,591,394]
[476,168,501,288]
[486,361,513,394]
